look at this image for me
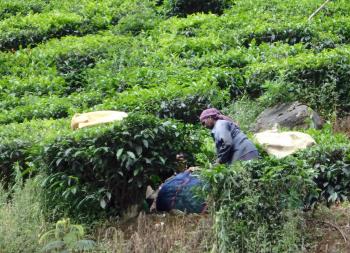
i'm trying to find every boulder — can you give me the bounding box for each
[254,102,323,132]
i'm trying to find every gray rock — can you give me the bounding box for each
[254,102,323,132]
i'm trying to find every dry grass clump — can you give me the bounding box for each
[96,212,214,253]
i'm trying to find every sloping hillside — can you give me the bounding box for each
[0,0,350,252]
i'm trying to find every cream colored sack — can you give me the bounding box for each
[254,129,316,158]
[71,111,128,130]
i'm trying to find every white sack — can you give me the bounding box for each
[71,110,128,130]
[254,129,316,158]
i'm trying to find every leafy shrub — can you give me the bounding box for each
[39,218,96,253]
[0,140,30,189]
[302,147,350,205]
[164,0,231,17]
[41,114,202,221]
[87,65,204,93]
[0,75,66,102]
[113,1,161,35]
[56,52,97,94]
[300,126,350,206]
[0,12,87,51]
[0,89,107,124]
[159,34,224,58]
[155,13,222,37]
[241,23,314,47]
[98,81,228,124]
[0,0,47,20]
[202,160,314,252]
[244,46,350,115]
[200,125,350,251]
[183,48,250,69]
[0,119,69,186]
[0,95,71,124]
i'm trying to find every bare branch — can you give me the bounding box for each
[308,0,331,21]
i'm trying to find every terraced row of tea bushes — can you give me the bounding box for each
[111,2,163,35]
[0,34,137,102]
[0,12,90,51]
[163,0,232,17]
[0,75,66,100]
[0,78,227,125]
[0,0,160,51]
[0,35,311,105]
[0,0,48,21]
[0,119,70,187]
[227,0,324,16]
[244,45,350,115]
[0,96,72,124]
[202,127,350,252]
[55,0,159,27]
[0,33,132,76]
[0,90,107,124]
[98,80,228,124]
[85,61,220,92]
[41,114,202,221]
[231,0,350,17]
[153,5,350,56]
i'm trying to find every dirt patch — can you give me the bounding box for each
[304,204,350,253]
[333,116,350,138]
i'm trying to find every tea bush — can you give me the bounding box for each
[0,12,87,51]
[0,0,152,51]
[112,1,161,35]
[56,52,98,94]
[201,126,350,251]
[0,96,71,124]
[164,0,231,17]
[0,119,69,186]
[87,65,207,92]
[202,160,313,252]
[98,81,228,124]
[0,75,66,100]
[41,113,202,221]
[0,33,127,72]
[0,0,48,21]
[245,46,350,115]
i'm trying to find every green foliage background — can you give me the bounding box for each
[0,0,350,251]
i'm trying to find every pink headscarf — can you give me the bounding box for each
[199,108,237,125]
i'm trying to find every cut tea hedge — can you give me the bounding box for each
[41,114,202,220]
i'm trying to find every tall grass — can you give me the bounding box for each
[95,212,214,253]
[222,96,264,132]
[0,172,48,253]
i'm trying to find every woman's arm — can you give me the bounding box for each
[214,121,234,164]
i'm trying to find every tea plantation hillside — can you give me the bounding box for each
[1,0,350,252]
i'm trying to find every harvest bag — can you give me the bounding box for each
[156,171,206,213]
